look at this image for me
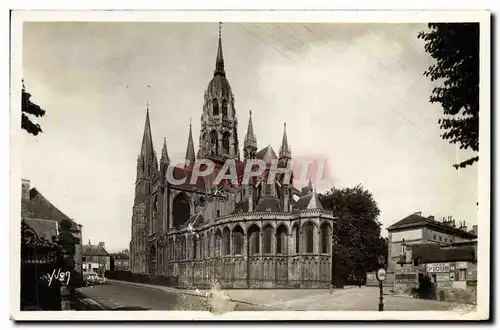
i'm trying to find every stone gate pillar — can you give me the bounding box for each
[56,219,80,311]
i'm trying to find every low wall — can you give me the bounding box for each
[366,272,395,287]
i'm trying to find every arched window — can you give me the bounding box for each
[205,234,209,258]
[294,225,300,254]
[193,236,198,259]
[173,193,190,227]
[223,227,231,256]
[305,223,315,253]
[216,210,220,217]
[321,223,331,254]
[276,225,287,255]
[222,132,230,155]
[222,99,228,117]
[200,234,204,259]
[248,225,260,255]
[210,130,218,155]
[212,98,219,116]
[215,230,222,257]
[233,226,244,255]
[152,195,159,234]
[263,225,273,254]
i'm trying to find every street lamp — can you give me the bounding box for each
[376,255,387,312]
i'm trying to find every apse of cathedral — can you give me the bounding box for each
[129,26,335,288]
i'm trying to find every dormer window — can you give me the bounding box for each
[212,99,219,116]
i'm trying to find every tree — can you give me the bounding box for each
[418,23,479,169]
[22,81,46,136]
[320,184,384,284]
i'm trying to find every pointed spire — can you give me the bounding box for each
[244,110,257,149]
[279,122,291,159]
[214,22,226,77]
[185,119,196,166]
[306,186,324,210]
[307,177,313,191]
[160,137,170,165]
[140,107,154,159]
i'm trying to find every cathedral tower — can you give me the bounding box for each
[197,23,240,162]
[130,106,158,274]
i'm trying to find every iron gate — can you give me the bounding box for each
[20,220,62,311]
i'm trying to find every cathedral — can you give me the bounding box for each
[129,26,335,289]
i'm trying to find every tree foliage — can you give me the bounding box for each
[320,184,387,282]
[22,81,45,136]
[418,23,480,169]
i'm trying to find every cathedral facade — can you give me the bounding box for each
[129,29,335,289]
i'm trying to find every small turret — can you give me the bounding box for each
[244,110,257,160]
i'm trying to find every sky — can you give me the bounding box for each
[21,22,478,252]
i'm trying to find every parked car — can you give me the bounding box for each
[83,271,107,286]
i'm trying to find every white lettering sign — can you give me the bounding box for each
[427,263,450,273]
[47,268,71,286]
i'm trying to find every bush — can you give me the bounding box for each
[417,275,436,300]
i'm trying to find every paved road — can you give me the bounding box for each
[227,286,473,312]
[78,282,271,311]
[78,282,473,313]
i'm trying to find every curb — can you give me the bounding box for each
[75,290,108,310]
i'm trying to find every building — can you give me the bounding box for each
[387,212,477,272]
[386,212,478,293]
[83,240,111,276]
[129,26,336,289]
[21,179,83,280]
[110,250,130,271]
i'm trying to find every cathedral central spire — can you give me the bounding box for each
[214,22,226,77]
[140,107,154,161]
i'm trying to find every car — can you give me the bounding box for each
[83,271,107,286]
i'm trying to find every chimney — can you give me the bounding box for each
[414,211,422,216]
[459,221,467,232]
[99,241,105,249]
[472,225,478,235]
[428,215,435,221]
[21,179,30,200]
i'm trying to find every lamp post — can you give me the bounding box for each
[376,255,387,312]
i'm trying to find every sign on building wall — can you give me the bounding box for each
[391,229,423,242]
[456,262,468,269]
[427,263,450,273]
[436,273,450,282]
[395,273,417,283]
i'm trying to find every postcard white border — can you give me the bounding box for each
[9,9,491,321]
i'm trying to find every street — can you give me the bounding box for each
[77,281,473,312]
[77,281,273,311]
